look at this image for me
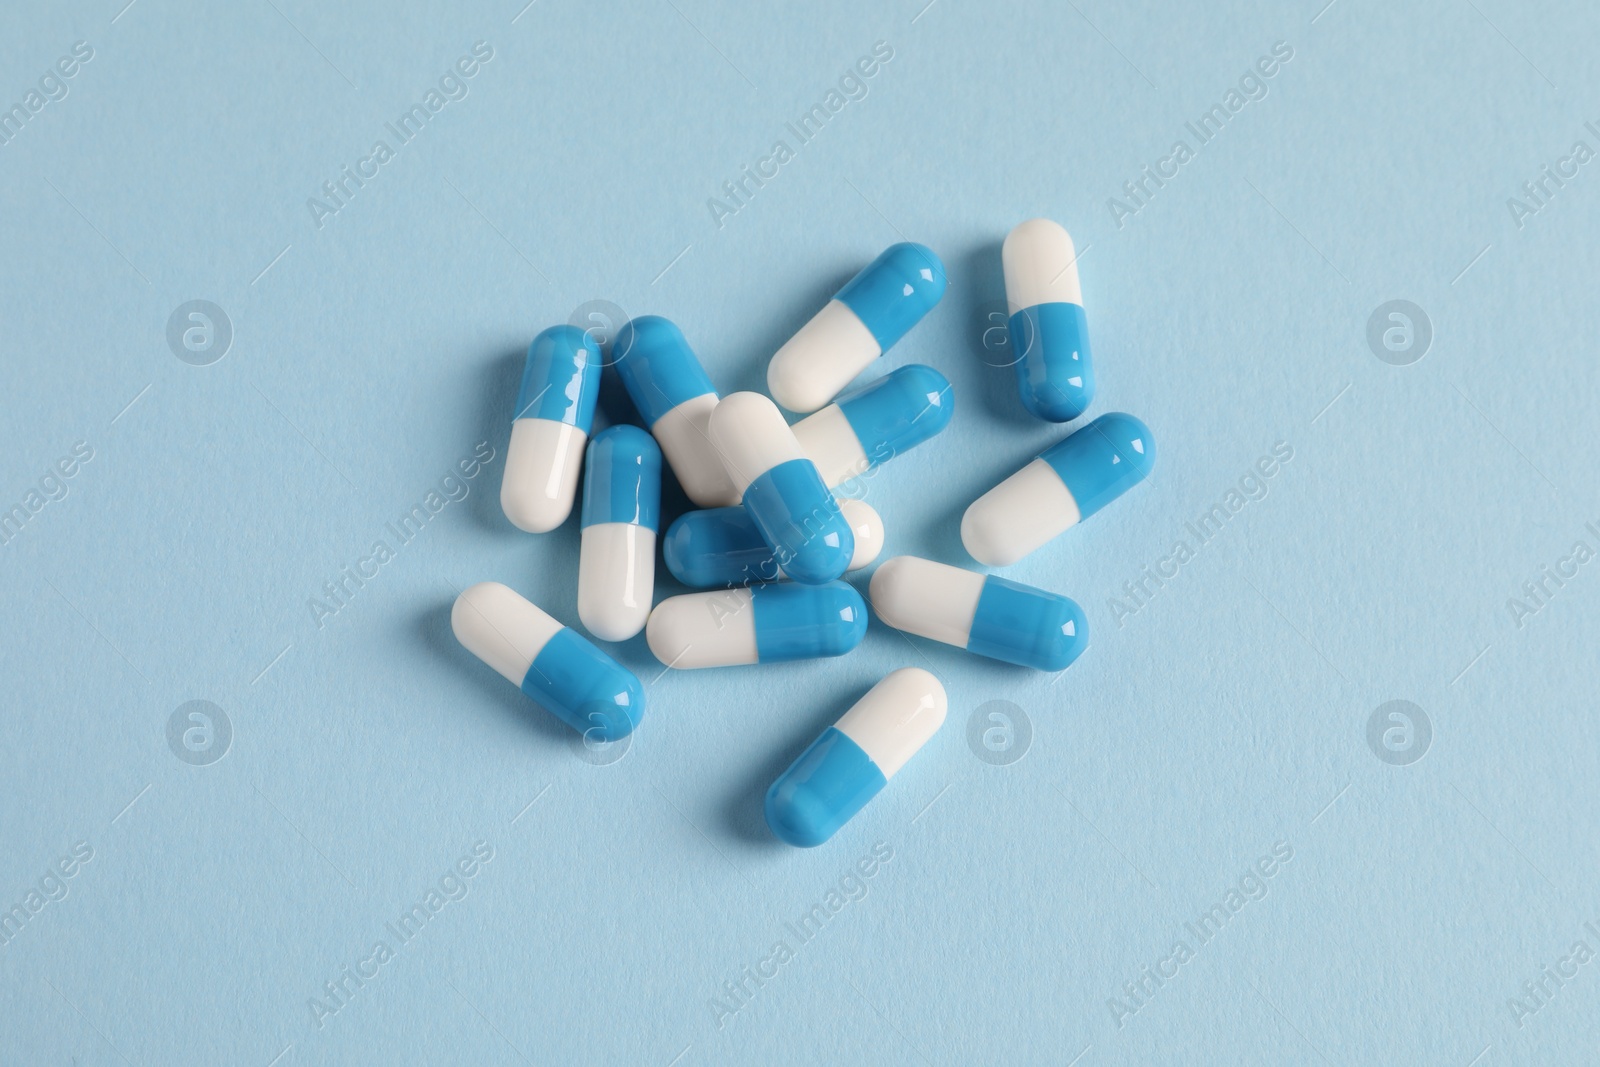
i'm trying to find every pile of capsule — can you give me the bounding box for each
[452,220,1155,848]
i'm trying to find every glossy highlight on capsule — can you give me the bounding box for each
[765,668,947,847]
[709,392,853,585]
[501,326,601,532]
[452,582,644,740]
[1004,219,1095,422]
[870,556,1087,671]
[578,426,661,642]
[663,498,882,588]
[612,316,740,507]
[791,364,953,488]
[768,243,947,413]
[962,412,1155,567]
[645,581,866,669]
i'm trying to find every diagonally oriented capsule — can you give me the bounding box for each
[709,392,854,585]
[768,243,947,413]
[1004,219,1095,423]
[645,581,866,669]
[962,412,1155,567]
[612,316,740,507]
[452,582,644,741]
[869,556,1088,671]
[501,326,601,532]
[578,426,661,642]
[765,667,946,847]
[790,364,954,489]
[663,498,883,588]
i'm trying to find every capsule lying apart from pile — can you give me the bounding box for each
[962,412,1155,567]
[765,668,947,847]
[453,582,644,740]
[1004,218,1094,423]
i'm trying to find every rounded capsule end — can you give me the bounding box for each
[576,696,641,743]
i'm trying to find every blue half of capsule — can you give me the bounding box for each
[835,243,948,351]
[751,581,867,661]
[837,364,953,464]
[520,628,645,741]
[662,506,783,587]
[1042,412,1156,520]
[612,316,717,426]
[516,325,602,425]
[764,728,883,847]
[1010,302,1094,423]
[581,425,662,531]
[742,460,854,584]
[967,576,1088,671]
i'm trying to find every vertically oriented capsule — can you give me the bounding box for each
[709,392,854,585]
[452,582,645,740]
[1004,219,1095,422]
[767,243,947,413]
[662,498,883,588]
[578,426,661,641]
[870,556,1088,671]
[790,364,954,488]
[612,316,740,507]
[501,326,601,532]
[645,581,867,669]
[765,668,946,847]
[962,412,1155,567]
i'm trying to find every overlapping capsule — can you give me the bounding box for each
[577,426,660,642]
[663,498,883,588]
[646,581,866,669]
[768,243,947,413]
[791,364,953,488]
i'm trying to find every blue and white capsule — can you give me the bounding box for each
[452,582,644,740]
[765,668,946,847]
[768,243,947,413]
[645,581,867,669]
[791,364,954,488]
[708,392,854,585]
[962,412,1155,567]
[501,326,601,532]
[612,316,740,507]
[663,498,883,588]
[870,557,1087,671]
[1004,219,1095,423]
[578,426,661,642]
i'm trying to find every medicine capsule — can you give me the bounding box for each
[645,580,866,669]
[501,326,601,532]
[962,412,1155,567]
[768,243,947,413]
[578,426,661,642]
[612,316,740,507]
[870,556,1088,671]
[708,392,854,585]
[765,667,946,847]
[662,498,883,588]
[452,582,644,740]
[1004,219,1095,423]
[791,364,953,488]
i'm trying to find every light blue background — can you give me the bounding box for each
[3,0,1597,1063]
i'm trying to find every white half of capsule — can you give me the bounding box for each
[1003,218,1082,314]
[578,524,656,642]
[961,458,1082,568]
[869,556,986,648]
[501,419,586,533]
[707,392,807,495]
[645,588,759,669]
[791,404,870,489]
[652,393,741,508]
[451,581,562,685]
[768,300,881,414]
[836,667,947,778]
